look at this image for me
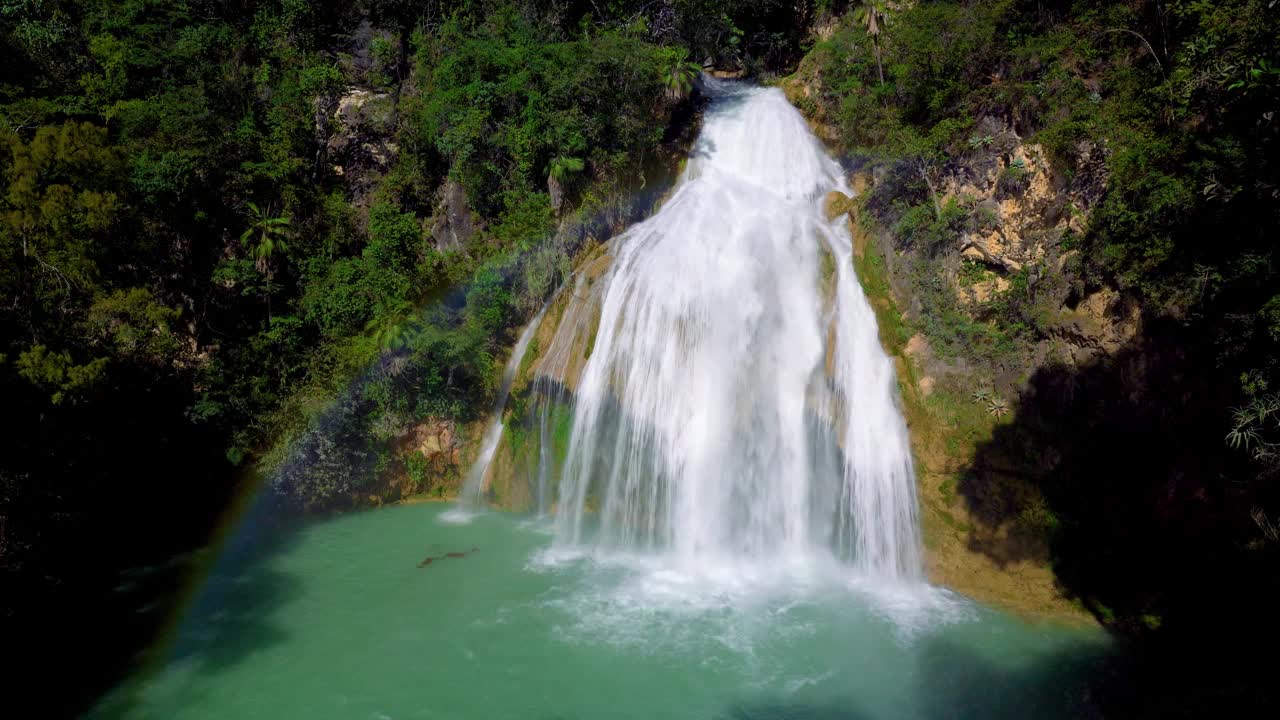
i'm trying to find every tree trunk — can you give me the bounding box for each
[874,39,884,86]
[920,164,942,219]
[548,173,564,215]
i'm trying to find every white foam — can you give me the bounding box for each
[438,507,479,525]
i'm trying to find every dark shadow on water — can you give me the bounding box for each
[914,636,1112,720]
[725,634,1113,720]
[89,494,306,718]
[161,500,302,673]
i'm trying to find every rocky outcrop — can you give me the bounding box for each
[1043,286,1142,365]
[399,418,464,472]
[429,179,478,251]
[547,173,565,215]
[362,417,467,505]
[529,242,613,393]
[849,114,1132,393]
[784,66,1130,620]
[822,189,857,223]
[318,86,398,200]
[780,68,841,146]
[943,136,1093,276]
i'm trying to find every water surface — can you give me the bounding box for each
[99,503,1111,719]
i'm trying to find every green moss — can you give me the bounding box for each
[851,221,911,355]
[517,337,540,382]
[551,401,574,466]
[939,475,958,506]
[925,386,1001,458]
[818,246,837,298]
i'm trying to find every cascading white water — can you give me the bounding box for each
[454,303,550,512]
[552,80,922,580]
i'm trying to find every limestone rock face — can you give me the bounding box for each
[823,190,856,222]
[780,61,841,146]
[387,417,467,499]
[821,114,1134,401]
[408,419,463,466]
[319,86,398,198]
[947,142,1078,274]
[481,240,614,513]
[1045,287,1142,365]
[430,179,477,251]
[530,243,613,393]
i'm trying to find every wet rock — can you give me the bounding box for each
[822,190,855,222]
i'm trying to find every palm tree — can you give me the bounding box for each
[366,297,420,353]
[661,47,701,102]
[240,202,291,318]
[240,202,291,274]
[856,0,889,86]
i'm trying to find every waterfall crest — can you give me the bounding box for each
[551,81,922,580]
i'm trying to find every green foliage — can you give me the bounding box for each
[997,158,1029,196]
[299,62,344,96]
[491,191,553,251]
[403,451,430,490]
[2,122,124,309]
[851,218,911,354]
[893,198,966,256]
[0,3,832,704]
[240,202,291,274]
[365,203,422,274]
[86,287,182,362]
[406,13,668,216]
[808,0,1280,421]
[1226,393,1280,467]
[958,258,993,286]
[659,46,701,100]
[14,345,109,405]
[548,155,585,182]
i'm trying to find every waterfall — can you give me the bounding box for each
[551,80,922,580]
[454,302,550,512]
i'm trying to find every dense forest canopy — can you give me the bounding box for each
[2,0,1278,716]
[0,1,814,711]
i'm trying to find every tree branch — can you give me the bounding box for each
[1097,28,1165,79]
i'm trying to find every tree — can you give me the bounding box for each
[365,297,420,352]
[855,0,889,86]
[660,46,701,102]
[240,202,291,275]
[239,202,290,317]
[547,155,584,213]
[2,122,122,329]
